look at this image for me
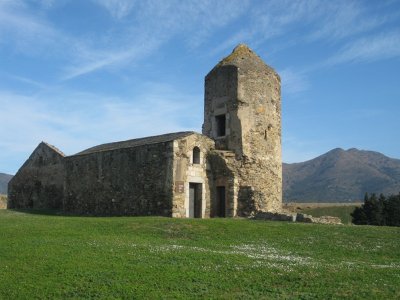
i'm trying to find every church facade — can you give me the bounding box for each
[8,44,282,217]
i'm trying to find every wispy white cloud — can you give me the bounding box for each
[181,0,247,49]
[63,0,246,79]
[0,83,202,173]
[92,0,136,19]
[252,0,321,39]
[0,2,56,45]
[0,73,47,89]
[62,34,162,80]
[38,0,56,9]
[327,31,400,65]
[208,30,251,58]
[308,1,385,42]
[211,0,322,54]
[0,0,74,58]
[280,69,310,95]
[213,0,391,58]
[3,0,395,81]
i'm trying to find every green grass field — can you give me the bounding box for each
[0,210,399,299]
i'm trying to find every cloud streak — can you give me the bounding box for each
[280,69,310,95]
[328,31,400,65]
[1,0,397,81]
[93,0,136,19]
[62,0,246,79]
[0,82,202,173]
[0,2,57,47]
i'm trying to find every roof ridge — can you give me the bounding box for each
[72,131,199,157]
[207,44,276,78]
[41,141,65,157]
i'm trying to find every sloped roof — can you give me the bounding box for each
[207,44,277,77]
[42,142,65,157]
[73,131,197,156]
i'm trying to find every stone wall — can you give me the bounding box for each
[64,142,174,216]
[172,134,214,218]
[203,44,282,213]
[207,150,237,217]
[253,211,342,225]
[236,57,282,212]
[0,195,7,209]
[203,65,239,152]
[7,142,64,210]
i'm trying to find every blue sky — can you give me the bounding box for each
[1,0,399,175]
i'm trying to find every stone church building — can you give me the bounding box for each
[8,44,282,218]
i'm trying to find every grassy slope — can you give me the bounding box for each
[0,210,399,299]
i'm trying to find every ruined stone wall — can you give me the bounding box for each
[0,195,8,209]
[235,66,282,212]
[203,45,282,213]
[203,65,241,152]
[64,142,174,216]
[7,142,64,210]
[207,150,237,217]
[172,134,214,218]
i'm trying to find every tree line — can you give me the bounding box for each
[351,193,400,226]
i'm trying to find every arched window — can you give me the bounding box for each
[193,147,200,164]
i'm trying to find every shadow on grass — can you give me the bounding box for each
[8,209,175,218]
[8,208,111,218]
[10,208,74,216]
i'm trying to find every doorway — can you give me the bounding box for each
[215,114,226,137]
[189,183,202,218]
[216,186,226,217]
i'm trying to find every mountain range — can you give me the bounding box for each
[284,148,400,202]
[1,148,400,201]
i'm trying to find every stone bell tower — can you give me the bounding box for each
[203,44,282,213]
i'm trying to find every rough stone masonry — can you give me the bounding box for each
[8,44,283,218]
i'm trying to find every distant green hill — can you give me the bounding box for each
[283,148,400,202]
[0,173,13,195]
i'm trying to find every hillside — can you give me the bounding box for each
[0,173,13,195]
[283,148,400,202]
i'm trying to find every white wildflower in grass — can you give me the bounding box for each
[230,243,312,265]
[370,263,400,269]
[148,244,185,253]
[142,242,313,269]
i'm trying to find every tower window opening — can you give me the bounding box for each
[215,114,226,137]
[193,147,200,164]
